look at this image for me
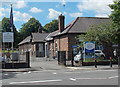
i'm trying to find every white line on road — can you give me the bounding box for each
[4,74,8,75]
[108,76,119,79]
[53,72,57,75]
[69,75,118,81]
[69,77,107,81]
[65,69,117,74]
[9,79,62,84]
[76,78,107,80]
[69,78,76,81]
[23,72,27,74]
[28,71,31,73]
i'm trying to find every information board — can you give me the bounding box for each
[3,32,14,42]
[84,41,95,53]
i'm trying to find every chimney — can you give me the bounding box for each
[58,14,65,32]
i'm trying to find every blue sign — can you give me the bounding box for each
[71,45,79,48]
[84,41,95,53]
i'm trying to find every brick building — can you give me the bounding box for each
[46,15,110,60]
[18,33,49,57]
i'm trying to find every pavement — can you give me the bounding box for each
[1,57,119,72]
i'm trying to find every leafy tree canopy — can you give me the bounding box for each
[44,19,58,32]
[109,0,120,43]
[19,17,43,39]
[77,22,116,45]
[2,17,16,32]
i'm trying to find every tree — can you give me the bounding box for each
[77,22,116,58]
[44,19,58,32]
[109,0,120,49]
[19,18,44,39]
[109,0,120,25]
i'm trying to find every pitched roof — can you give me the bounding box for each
[51,17,110,37]
[18,33,49,45]
[45,30,59,41]
[67,17,110,33]
[18,36,31,45]
[32,33,49,42]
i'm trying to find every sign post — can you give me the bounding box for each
[83,41,95,61]
[2,32,14,50]
[3,32,14,43]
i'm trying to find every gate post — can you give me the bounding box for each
[26,51,30,68]
[71,51,74,66]
[64,51,66,66]
[58,51,60,64]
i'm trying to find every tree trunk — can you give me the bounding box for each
[102,42,114,59]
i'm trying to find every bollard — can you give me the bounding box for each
[3,62,6,69]
[71,51,74,67]
[71,57,74,66]
[94,58,97,68]
[110,57,112,68]
[81,58,83,66]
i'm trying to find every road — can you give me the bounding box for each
[1,69,118,85]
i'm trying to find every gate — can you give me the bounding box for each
[58,51,66,66]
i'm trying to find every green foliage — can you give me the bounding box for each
[2,17,12,32]
[77,22,116,45]
[44,19,58,32]
[109,0,120,43]
[19,17,43,39]
[109,0,120,25]
[76,22,117,58]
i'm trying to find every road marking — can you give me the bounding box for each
[69,75,118,81]
[70,77,107,81]
[76,78,107,80]
[28,71,31,73]
[53,72,57,75]
[23,72,27,74]
[65,69,117,74]
[69,78,76,81]
[9,79,62,84]
[108,76,119,79]
[4,74,8,75]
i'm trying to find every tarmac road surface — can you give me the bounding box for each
[2,69,118,85]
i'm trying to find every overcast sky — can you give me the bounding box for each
[0,0,113,31]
